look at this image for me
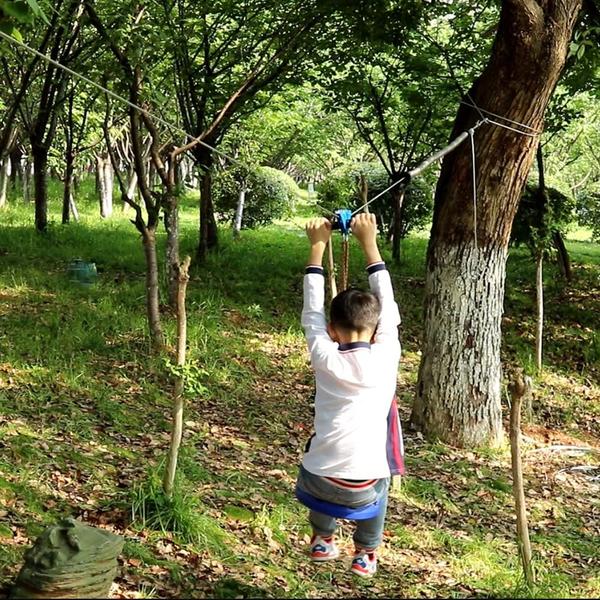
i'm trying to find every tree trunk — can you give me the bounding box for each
[552,230,572,281]
[124,167,137,211]
[103,156,114,217]
[232,187,246,238]
[97,153,114,218]
[22,155,33,203]
[141,227,164,351]
[358,172,369,213]
[0,159,9,208]
[32,145,49,232]
[391,186,405,263]
[535,252,543,372]
[197,159,218,261]
[413,0,582,447]
[163,255,191,498]
[9,147,22,192]
[165,196,180,309]
[69,194,80,222]
[62,151,75,224]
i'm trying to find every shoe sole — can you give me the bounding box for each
[351,567,375,577]
[310,550,340,562]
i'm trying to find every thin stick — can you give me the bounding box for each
[509,374,535,587]
[327,239,337,300]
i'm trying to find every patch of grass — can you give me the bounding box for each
[131,468,235,559]
[395,477,460,514]
[0,187,598,598]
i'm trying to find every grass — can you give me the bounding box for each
[0,184,599,598]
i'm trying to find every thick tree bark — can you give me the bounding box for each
[413,0,583,447]
[32,145,49,232]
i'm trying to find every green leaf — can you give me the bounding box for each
[1,0,31,22]
[0,20,23,41]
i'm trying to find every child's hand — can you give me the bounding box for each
[351,213,378,248]
[351,213,382,265]
[305,218,332,247]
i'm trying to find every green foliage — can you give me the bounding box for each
[317,162,433,237]
[0,0,45,39]
[162,358,209,399]
[213,165,300,229]
[131,468,234,556]
[511,184,575,256]
[577,192,600,240]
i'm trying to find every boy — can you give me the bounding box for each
[297,213,401,577]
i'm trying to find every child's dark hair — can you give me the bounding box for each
[330,288,381,332]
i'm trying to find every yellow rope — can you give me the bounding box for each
[340,236,349,292]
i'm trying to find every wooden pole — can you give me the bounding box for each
[535,253,543,373]
[326,239,337,300]
[163,255,191,497]
[508,373,535,587]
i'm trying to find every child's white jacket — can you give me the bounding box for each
[301,261,401,480]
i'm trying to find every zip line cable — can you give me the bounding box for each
[460,100,542,134]
[0,28,542,229]
[351,118,490,216]
[0,28,244,168]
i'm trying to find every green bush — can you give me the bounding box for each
[316,162,433,238]
[213,165,299,229]
[577,192,600,241]
[511,184,575,252]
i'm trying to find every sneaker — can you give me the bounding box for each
[310,535,339,562]
[351,550,377,577]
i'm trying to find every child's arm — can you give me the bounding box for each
[301,218,337,363]
[351,214,401,349]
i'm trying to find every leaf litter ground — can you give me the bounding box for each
[0,214,598,598]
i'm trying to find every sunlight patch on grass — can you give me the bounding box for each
[448,537,519,595]
[394,477,460,514]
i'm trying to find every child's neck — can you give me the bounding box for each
[337,330,373,345]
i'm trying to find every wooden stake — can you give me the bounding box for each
[508,373,535,587]
[163,255,191,497]
[327,239,337,300]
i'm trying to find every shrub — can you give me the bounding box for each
[511,183,575,252]
[213,165,300,229]
[316,162,433,238]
